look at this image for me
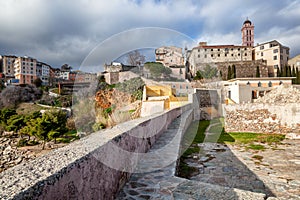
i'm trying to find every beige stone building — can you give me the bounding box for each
[14,56,37,84]
[288,54,300,68]
[1,55,17,78]
[155,46,184,67]
[187,42,253,76]
[253,40,290,76]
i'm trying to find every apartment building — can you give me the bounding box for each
[155,46,184,67]
[1,55,17,78]
[253,40,289,76]
[14,56,37,84]
[36,62,51,85]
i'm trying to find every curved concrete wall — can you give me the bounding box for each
[0,104,192,200]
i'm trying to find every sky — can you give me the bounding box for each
[0,0,300,71]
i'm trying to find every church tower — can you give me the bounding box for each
[241,18,254,46]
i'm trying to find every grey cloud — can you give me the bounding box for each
[0,0,299,69]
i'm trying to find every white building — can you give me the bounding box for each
[225,77,294,104]
[36,62,51,85]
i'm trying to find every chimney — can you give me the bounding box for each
[199,42,207,47]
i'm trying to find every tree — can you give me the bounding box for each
[194,71,203,80]
[127,50,145,66]
[287,66,292,77]
[0,108,17,127]
[61,64,72,71]
[199,65,218,79]
[277,67,281,77]
[232,65,236,79]
[6,115,26,133]
[0,85,42,108]
[33,78,43,88]
[256,66,260,77]
[30,110,68,149]
[282,66,287,77]
[144,62,171,79]
[227,66,232,80]
[292,66,296,84]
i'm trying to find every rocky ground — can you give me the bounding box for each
[188,141,300,199]
[0,137,67,173]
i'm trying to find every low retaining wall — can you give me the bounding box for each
[225,103,300,134]
[0,104,192,200]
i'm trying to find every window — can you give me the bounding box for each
[247,81,250,85]
[198,55,200,58]
[280,55,283,60]
[245,53,247,56]
[274,65,278,69]
[261,52,264,56]
[198,49,200,52]
[211,49,213,51]
[273,49,278,53]
[231,54,234,57]
[260,45,264,50]
[211,54,213,57]
[225,54,227,57]
[258,82,261,87]
[218,54,220,57]
[218,49,220,51]
[204,55,207,58]
[273,56,277,60]
[244,48,247,50]
[238,53,240,56]
[268,81,272,87]
[279,81,283,85]
[238,48,240,51]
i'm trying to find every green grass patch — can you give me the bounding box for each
[247,144,265,150]
[217,129,235,143]
[225,132,285,145]
[181,120,210,158]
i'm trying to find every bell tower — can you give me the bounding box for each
[241,18,254,46]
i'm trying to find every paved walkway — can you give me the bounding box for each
[116,116,276,200]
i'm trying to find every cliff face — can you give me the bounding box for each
[94,88,133,110]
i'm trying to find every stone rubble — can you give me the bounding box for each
[256,85,300,104]
[0,137,36,173]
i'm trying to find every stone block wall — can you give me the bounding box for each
[217,60,269,79]
[225,103,300,134]
[0,104,192,200]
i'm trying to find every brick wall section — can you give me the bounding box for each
[225,103,300,134]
